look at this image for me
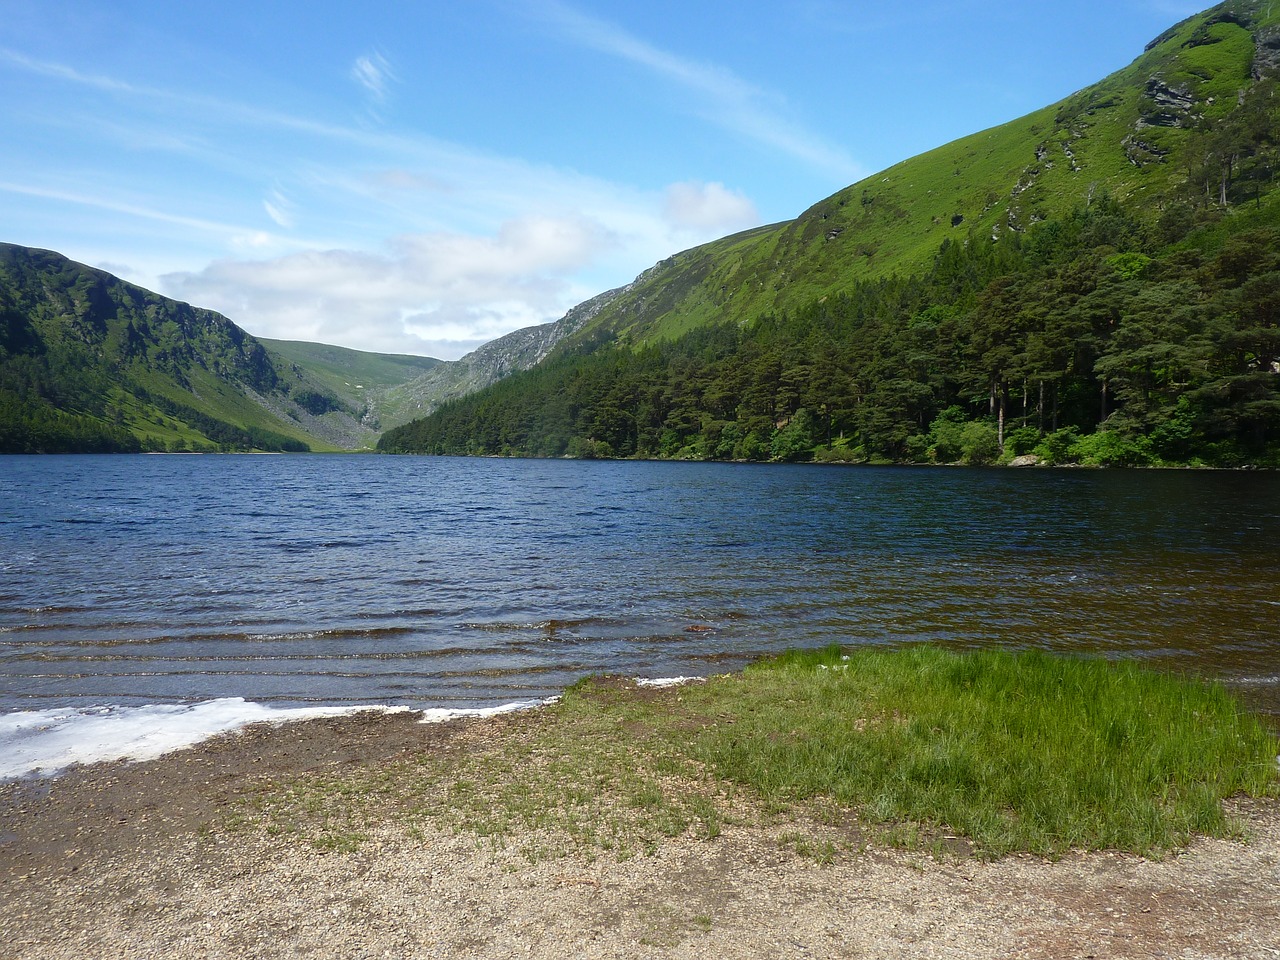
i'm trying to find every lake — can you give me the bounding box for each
[2,455,1278,775]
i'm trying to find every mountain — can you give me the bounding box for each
[380,0,1280,467]
[258,338,441,435]
[563,0,1280,346]
[0,244,425,453]
[386,283,631,423]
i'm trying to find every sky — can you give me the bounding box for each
[1,0,1206,360]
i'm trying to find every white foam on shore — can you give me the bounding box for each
[0,697,563,781]
[416,699,554,724]
[635,676,706,689]
[0,698,414,781]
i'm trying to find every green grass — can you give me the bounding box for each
[674,646,1278,857]
[234,646,1278,862]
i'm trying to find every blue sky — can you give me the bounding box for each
[1,0,1203,359]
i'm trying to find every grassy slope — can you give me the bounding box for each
[261,338,440,399]
[131,363,343,451]
[262,338,444,434]
[241,646,1279,861]
[574,2,1274,347]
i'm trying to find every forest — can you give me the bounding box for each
[381,42,1280,468]
[379,198,1280,467]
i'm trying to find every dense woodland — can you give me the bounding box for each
[380,199,1280,467]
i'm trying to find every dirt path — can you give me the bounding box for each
[2,711,1277,959]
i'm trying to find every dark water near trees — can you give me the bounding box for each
[2,455,1278,717]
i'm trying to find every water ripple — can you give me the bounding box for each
[1,456,1278,716]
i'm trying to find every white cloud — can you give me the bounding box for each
[350,52,395,102]
[159,216,613,359]
[94,260,137,278]
[664,181,759,233]
[262,189,295,229]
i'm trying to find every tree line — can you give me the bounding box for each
[379,198,1280,467]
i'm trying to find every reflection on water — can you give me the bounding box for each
[2,455,1278,716]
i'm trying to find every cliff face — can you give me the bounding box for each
[386,284,630,419]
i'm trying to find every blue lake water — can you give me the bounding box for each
[1,454,1278,774]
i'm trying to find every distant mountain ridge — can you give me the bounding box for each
[387,282,634,422]
[0,244,421,452]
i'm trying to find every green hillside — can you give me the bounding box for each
[381,0,1280,467]
[0,245,376,453]
[260,338,441,432]
[568,1,1280,346]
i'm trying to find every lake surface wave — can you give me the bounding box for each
[3,455,1278,774]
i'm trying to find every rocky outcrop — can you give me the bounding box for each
[1139,76,1196,127]
[388,284,630,419]
[1254,25,1280,77]
[1122,134,1171,167]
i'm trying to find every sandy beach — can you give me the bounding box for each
[2,709,1278,960]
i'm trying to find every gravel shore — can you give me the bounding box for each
[2,710,1277,959]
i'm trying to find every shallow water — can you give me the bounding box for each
[2,455,1278,773]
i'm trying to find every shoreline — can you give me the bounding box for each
[2,707,1278,959]
[0,697,549,782]
[9,449,1278,470]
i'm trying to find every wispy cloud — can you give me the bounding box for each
[0,47,139,94]
[2,47,402,150]
[0,45,764,358]
[351,53,393,99]
[0,180,275,242]
[532,1,863,182]
[262,188,296,229]
[350,51,397,120]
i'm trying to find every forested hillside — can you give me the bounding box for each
[380,1,1280,467]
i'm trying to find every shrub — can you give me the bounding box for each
[961,422,1000,464]
[1071,429,1155,466]
[1003,425,1042,457]
[1033,426,1081,464]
